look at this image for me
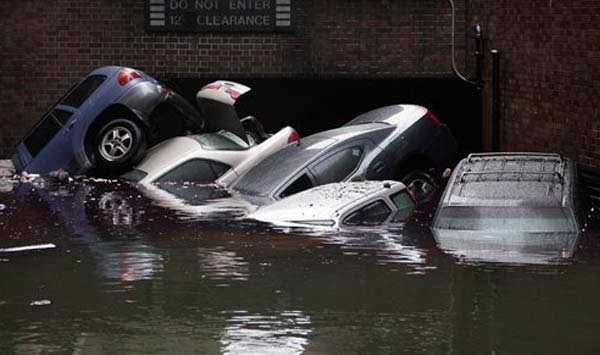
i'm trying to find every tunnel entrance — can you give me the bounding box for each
[171,77,481,157]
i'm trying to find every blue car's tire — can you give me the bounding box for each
[93,118,147,173]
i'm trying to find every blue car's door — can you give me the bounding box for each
[17,107,80,173]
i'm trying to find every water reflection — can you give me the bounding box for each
[263,223,436,273]
[4,173,600,354]
[140,182,256,222]
[220,310,311,355]
[14,179,164,283]
[99,244,164,282]
[198,247,249,283]
[432,229,578,265]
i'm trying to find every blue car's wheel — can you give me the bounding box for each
[93,118,146,173]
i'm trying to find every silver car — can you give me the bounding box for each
[431,152,583,263]
[228,104,457,205]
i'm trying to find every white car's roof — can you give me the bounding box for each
[249,180,405,223]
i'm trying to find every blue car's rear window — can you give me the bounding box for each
[61,75,107,108]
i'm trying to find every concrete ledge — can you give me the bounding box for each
[0,160,15,177]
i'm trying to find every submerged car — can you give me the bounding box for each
[227,104,457,204]
[431,152,583,262]
[12,66,206,175]
[121,126,299,185]
[248,180,415,229]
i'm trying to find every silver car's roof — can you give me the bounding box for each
[441,152,574,208]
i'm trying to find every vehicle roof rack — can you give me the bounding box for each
[459,152,564,183]
[452,153,568,204]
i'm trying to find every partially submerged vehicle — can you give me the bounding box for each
[12,66,205,175]
[228,104,457,204]
[121,127,299,185]
[431,152,583,263]
[138,182,255,221]
[120,79,300,185]
[248,180,415,229]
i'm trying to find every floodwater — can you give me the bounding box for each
[2,173,600,355]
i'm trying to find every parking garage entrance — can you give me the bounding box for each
[171,77,482,157]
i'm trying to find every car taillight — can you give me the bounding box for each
[287,129,300,143]
[426,109,442,127]
[117,68,142,86]
[225,87,240,100]
[201,83,221,91]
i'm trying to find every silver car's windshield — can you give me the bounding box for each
[434,206,577,233]
[231,137,334,196]
[231,123,388,197]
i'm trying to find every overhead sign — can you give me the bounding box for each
[146,0,293,32]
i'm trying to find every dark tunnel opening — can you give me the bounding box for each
[171,77,481,158]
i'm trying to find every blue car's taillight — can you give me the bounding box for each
[117,68,142,86]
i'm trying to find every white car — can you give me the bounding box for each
[121,127,299,185]
[247,180,416,229]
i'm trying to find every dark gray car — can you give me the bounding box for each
[228,104,457,204]
[431,152,583,263]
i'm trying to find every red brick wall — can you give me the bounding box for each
[467,0,600,168]
[0,0,465,158]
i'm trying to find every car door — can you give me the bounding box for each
[20,107,79,173]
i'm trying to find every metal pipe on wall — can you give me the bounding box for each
[447,0,479,86]
[491,49,501,151]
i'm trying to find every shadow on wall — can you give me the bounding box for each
[171,77,481,156]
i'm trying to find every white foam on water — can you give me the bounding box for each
[0,243,56,253]
[29,300,51,306]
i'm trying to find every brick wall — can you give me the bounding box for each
[0,0,465,158]
[467,0,600,168]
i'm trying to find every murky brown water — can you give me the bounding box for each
[2,177,600,355]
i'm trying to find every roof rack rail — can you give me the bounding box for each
[465,152,562,164]
[459,153,565,184]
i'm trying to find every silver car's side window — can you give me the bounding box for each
[311,146,364,185]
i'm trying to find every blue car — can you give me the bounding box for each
[12,66,204,175]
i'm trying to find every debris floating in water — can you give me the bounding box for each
[29,300,51,307]
[0,243,56,253]
[0,204,5,211]
[48,169,71,184]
